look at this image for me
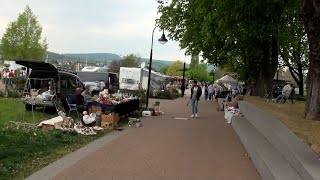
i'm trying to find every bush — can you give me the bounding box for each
[0,90,5,98]
[12,77,27,92]
[7,88,21,98]
[152,89,181,99]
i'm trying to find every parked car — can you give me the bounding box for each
[16,60,84,111]
[83,81,102,96]
[76,71,119,93]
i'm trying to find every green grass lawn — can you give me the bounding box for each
[0,98,56,124]
[0,98,113,179]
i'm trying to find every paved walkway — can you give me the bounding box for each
[30,91,261,180]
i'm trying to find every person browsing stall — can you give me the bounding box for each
[81,85,92,104]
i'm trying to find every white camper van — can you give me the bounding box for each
[119,67,172,91]
[119,67,142,90]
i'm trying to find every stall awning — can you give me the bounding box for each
[217,75,238,84]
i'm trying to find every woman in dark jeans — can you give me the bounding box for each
[205,84,209,100]
[190,81,202,118]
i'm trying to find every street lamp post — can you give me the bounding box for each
[145,26,168,109]
[181,53,186,97]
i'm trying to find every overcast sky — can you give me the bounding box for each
[0,0,192,63]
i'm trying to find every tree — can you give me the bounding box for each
[108,60,122,74]
[278,3,308,96]
[1,6,48,60]
[108,54,141,74]
[279,33,308,96]
[209,69,215,81]
[160,65,169,74]
[302,0,320,120]
[190,54,199,69]
[157,0,293,96]
[188,64,211,82]
[166,60,184,76]
[121,54,141,68]
[214,67,227,80]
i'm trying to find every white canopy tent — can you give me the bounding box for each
[216,75,238,90]
[216,75,238,84]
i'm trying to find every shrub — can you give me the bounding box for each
[7,88,21,98]
[12,77,27,92]
[0,90,5,98]
[152,89,180,99]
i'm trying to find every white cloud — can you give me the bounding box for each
[84,11,156,39]
[0,0,185,61]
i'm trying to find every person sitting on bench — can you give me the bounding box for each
[272,83,292,102]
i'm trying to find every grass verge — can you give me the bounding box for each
[245,96,320,155]
[0,98,117,179]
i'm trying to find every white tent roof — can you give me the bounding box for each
[217,75,238,84]
[273,72,287,81]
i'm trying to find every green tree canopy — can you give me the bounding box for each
[108,54,141,74]
[160,65,169,74]
[190,54,199,69]
[157,0,299,96]
[121,54,141,68]
[108,60,122,74]
[166,60,184,76]
[1,5,48,60]
[188,64,211,82]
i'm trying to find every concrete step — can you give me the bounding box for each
[231,115,303,180]
[238,101,320,180]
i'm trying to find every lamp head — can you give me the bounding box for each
[158,33,168,44]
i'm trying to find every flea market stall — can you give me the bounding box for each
[216,75,238,98]
[85,89,140,127]
[37,89,140,135]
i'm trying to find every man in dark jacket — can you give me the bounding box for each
[71,88,85,113]
[190,80,202,118]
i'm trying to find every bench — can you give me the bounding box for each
[278,88,295,104]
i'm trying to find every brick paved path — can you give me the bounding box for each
[49,93,260,180]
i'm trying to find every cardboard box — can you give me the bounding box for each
[101,113,119,128]
[101,122,114,130]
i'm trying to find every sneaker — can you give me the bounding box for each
[191,114,195,118]
[195,114,198,118]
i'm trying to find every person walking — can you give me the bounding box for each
[8,70,14,87]
[190,80,202,118]
[208,83,214,101]
[181,81,186,97]
[204,84,209,100]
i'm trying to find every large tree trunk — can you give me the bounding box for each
[302,0,320,120]
[255,37,278,97]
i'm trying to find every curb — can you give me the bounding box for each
[25,127,129,180]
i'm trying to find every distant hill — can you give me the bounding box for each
[140,58,174,70]
[64,53,121,61]
[45,51,174,70]
[14,51,213,71]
